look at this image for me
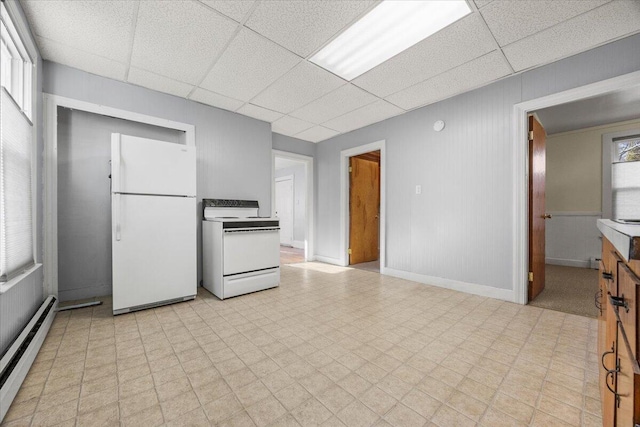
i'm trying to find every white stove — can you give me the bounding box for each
[202,199,280,299]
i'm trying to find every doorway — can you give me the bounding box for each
[513,70,640,306]
[349,150,381,272]
[524,85,640,317]
[273,152,313,265]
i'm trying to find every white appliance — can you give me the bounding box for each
[111,133,197,315]
[202,199,280,299]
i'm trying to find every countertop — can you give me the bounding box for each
[597,219,640,262]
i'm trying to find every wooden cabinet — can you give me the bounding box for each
[599,236,640,427]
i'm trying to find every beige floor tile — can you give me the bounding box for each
[537,395,582,426]
[219,410,257,427]
[246,395,287,427]
[384,403,426,427]
[236,380,273,407]
[192,377,232,405]
[291,397,333,426]
[204,392,244,423]
[30,398,78,426]
[401,388,441,419]
[160,390,201,422]
[76,401,119,427]
[492,393,535,424]
[274,383,312,411]
[120,404,164,427]
[78,385,118,414]
[337,400,379,427]
[431,405,475,427]
[119,388,159,419]
[316,384,354,414]
[337,373,372,397]
[359,386,397,416]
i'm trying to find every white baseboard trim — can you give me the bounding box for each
[314,255,346,266]
[1,295,57,422]
[292,240,305,249]
[545,258,590,268]
[384,268,516,302]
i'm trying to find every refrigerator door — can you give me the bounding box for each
[111,133,196,197]
[112,194,196,313]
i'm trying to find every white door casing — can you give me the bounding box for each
[275,176,294,246]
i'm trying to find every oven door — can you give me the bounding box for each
[223,227,280,275]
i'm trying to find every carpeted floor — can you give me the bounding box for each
[529,264,599,318]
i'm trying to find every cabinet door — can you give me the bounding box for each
[602,306,619,427]
[615,322,640,427]
[599,261,610,406]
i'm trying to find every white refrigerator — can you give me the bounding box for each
[111,133,197,315]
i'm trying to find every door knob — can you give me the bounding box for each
[542,214,552,219]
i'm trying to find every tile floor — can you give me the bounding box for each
[2,263,601,426]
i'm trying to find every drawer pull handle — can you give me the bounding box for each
[605,370,621,408]
[602,343,618,373]
[594,289,602,311]
[602,271,614,280]
[609,295,630,313]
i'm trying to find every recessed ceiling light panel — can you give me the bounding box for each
[310,1,471,81]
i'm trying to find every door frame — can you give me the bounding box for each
[275,175,295,246]
[43,94,195,298]
[513,70,640,305]
[340,140,386,271]
[271,150,315,261]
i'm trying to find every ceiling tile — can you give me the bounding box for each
[272,116,315,136]
[245,0,375,57]
[352,13,496,98]
[190,88,244,112]
[503,1,640,72]
[385,50,512,110]
[130,1,238,85]
[199,0,256,22]
[200,28,300,102]
[236,104,284,123]
[294,126,339,143]
[127,68,194,98]
[289,84,378,124]
[251,61,346,114]
[323,100,404,134]
[36,37,127,81]
[21,0,136,63]
[481,0,608,47]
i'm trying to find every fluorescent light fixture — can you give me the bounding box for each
[310,1,471,81]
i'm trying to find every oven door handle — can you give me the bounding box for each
[224,227,280,233]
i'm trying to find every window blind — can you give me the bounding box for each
[1,88,33,281]
[612,161,640,220]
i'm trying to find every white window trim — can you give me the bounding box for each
[44,94,196,298]
[0,0,40,292]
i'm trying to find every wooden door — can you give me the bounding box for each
[349,155,380,265]
[528,115,547,301]
[275,177,294,246]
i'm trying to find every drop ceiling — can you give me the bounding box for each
[21,0,640,143]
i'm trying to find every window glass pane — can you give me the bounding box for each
[615,138,640,162]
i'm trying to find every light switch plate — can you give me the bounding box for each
[416,185,422,195]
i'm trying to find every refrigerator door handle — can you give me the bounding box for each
[114,194,121,241]
[111,133,121,192]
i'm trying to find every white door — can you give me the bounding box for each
[275,177,294,246]
[112,194,196,313]
[111,133,196,196]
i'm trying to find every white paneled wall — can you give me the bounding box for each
[545,213,602,268]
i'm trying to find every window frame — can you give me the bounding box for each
[0,0,39,291]
[602,128,640,220]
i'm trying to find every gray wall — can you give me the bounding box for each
[0,1,44,356]
[57,108,184,301]
[272,133,317,158]
[44,61,273,285]
[275,164,306,245]
[315,33,640,294]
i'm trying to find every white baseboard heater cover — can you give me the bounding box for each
[0,295,57,422]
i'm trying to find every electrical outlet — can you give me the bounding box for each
[415,185,422,195]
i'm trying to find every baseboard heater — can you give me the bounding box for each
[0,296,57,422]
